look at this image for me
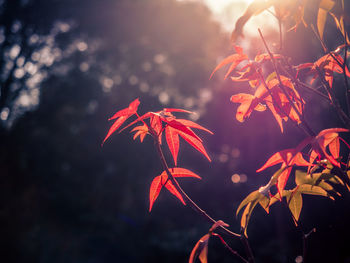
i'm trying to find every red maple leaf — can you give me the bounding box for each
[102,98,140,145]
[230,75,303,132]
[130,124,148,143]
[257,149,312,194]
[309,128,349,167]
[149,168,201,211]
[103,103,212,164]
[296,52,350,88]
[210,46,248,79]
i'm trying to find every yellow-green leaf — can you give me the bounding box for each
[189,234,210,263]
[297,185,333,200]
[258,195,270,213]
[236,190,260,217]
[317,0,335,40]
[240,200,258,237]
[287,192,303,224]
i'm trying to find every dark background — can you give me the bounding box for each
[0,0,349,262]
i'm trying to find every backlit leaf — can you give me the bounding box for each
[102,116,128,145]
[176,119,213,134]
[210,50,248,79]
[149,175,165,212]
[189,234,210,263]
[236,190,260,217]
[164,180,185,205]
[297,184,332,199]
[151,114,163,144]
[109,98,140,120]
[317,0,335,40]
[131,124,148,143]
[240,200,259,237]
[287,192,302,223]
[231,0,275,43]
[165,119,202,142]
[177,130,211,162]
[149,168,201,212]
[166,126,180,166]
[162,168,202,179]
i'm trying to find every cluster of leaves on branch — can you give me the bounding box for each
[103,98,212,212]
[103,0,350,262]
[210,0,350,239]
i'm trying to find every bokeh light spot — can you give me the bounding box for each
[0,107,9,121]
[128,75,139,85]
[159,91,169,104]
[231,174,240,184]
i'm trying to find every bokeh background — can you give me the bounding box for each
[1,0,350,262]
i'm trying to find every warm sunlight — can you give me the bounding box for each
[181,0,277,43]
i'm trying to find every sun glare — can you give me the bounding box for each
[183,0,277,45]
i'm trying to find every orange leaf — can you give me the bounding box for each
[257,149,311,172]
[312,128,349,166]
[277,166,293,195]
[189,234,210,263]
[210,51,248,79]
[257,148,311,193]
[131,124,148,143]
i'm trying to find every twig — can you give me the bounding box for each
[148,125,256,262]
[279,57,331,102]
[258,70,310,135]
[342,30,350,115]
[258,28,315,137]
[278,18,283,51]
[315,67,350,129]
[281,199,315,263]
[213,233,249,263]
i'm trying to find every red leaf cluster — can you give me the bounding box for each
[149,168,201,211]
[296,52,350,88]
[231,75,304,132]
[257,128,349,194]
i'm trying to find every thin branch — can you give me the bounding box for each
[342,30,350,115]
[213,233,249,263]
[281,199,315,263]
[310,24,328,53]
[151,134,256,262]
[258,70,310,135]
[258,28,315,137]
[315,67,350,129]
[279,58,331,102]
[278,18,283,51]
